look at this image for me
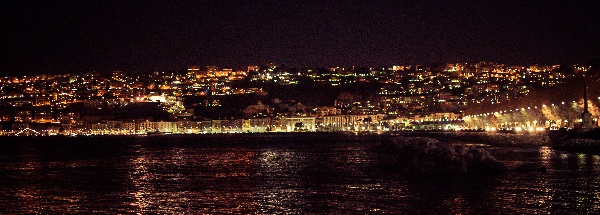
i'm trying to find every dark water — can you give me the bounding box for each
[0,135,599,214]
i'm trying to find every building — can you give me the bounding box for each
[155,121,177,133]
[177,121,202,134]
[315,106,342,116]
[285,117,316,132]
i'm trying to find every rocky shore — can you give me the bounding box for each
[376,137,506,175]
[550,129,600,154]
[386,131,551,146]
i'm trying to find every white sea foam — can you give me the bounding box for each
[561,138,600,147]
[379,137,506,174]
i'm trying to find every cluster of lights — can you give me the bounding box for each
[484,126,545,132]
[464,100,589,119]
[464,99,599,130]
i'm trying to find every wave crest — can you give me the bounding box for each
[377,137,506,174]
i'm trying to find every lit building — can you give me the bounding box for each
[285,117,316,132]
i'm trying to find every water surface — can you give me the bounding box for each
[0,135,598,214]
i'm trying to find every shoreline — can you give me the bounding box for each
[0,131,551,145]
[4,130,600,155]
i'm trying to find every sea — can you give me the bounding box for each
[0,133,598,214]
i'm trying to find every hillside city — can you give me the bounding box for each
[0,62,594,135]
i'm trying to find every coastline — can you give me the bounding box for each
[4,129,600,155]
[0,131,551,146]
[549,128,600,154]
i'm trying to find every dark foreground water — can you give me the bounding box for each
[0,134,599,214]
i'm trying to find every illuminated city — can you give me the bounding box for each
[2,1,600,214]
[1,62,597,136]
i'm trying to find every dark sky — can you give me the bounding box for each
[1,0,599,75]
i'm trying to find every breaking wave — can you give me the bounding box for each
[376,137,506,174]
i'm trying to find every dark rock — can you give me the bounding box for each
[377,137,506,175]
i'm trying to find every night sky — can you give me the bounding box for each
[1,0,599,75]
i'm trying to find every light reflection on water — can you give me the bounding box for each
[0,136,599,214]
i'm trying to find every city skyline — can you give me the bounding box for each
[3,2,600,213]
[1,60,597,136]
[2,1,600,75]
